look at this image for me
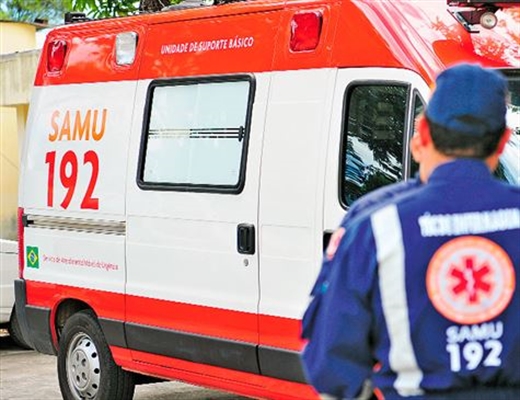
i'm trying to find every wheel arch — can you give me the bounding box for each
[53,298,93,349]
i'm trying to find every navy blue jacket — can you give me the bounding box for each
[302,159,520,399]
[302,177,422,340]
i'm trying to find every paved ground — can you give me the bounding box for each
[0,331,251,400]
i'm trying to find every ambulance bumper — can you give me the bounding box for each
[14,279,55,355]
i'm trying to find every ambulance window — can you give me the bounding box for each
[494,72,519,186]
[341,84,408,207]
[138,77,254,192]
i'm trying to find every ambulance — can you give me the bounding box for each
[15,0,520,399]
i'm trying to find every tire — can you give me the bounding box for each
[8,307,31,349]
[57,310,135,400]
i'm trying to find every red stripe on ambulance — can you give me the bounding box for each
[26,280,303,350]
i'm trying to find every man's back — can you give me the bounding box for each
[368,159,520,396]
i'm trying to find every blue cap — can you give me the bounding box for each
[425,63,508,136]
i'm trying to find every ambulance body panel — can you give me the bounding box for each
[22,82,135,217]
[16,1,519,399]
[256,67,336,351]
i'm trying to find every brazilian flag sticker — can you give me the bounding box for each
[26,246,39,269]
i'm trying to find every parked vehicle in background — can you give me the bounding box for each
[15,1,520,400]
[0,239,29,348]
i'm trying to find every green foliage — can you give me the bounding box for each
[70,1,184,19]
[0,0,188,24]
[71,0,139,19]
[0,0,197,25]
[0,0,72,24]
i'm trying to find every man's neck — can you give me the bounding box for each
[420,153,496,183]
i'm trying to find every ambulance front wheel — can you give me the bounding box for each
[57,309,135,400]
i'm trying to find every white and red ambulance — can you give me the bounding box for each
[15,1,519,399]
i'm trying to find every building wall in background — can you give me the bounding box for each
[0,21,42,240]
[0,107,18,240]
[0,21,36,54]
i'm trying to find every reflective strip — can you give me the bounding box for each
[371,205,424,397]
[25,214,125,236]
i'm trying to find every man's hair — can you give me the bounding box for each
[426,116,505,159]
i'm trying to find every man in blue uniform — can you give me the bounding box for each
[302,64,520,399]
[301,177,422,341]
[302,106,432,341]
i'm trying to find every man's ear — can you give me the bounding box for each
[410,132,423,163]
[496,127,512,155]
[417,115,432,146]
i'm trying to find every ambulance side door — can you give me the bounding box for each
[324,68,429,234]
[125,74,267,374]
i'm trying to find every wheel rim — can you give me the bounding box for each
[66,332,101,399]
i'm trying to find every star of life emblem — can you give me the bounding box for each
[426,236,515,324]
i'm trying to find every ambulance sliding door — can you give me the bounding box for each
[125,74,268,374]
[323,68,429,237]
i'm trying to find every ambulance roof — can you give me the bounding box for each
[36,0,519,86]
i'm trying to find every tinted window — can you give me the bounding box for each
[138,77,254,192]
[341,84,409,206]
[495,73,519,186]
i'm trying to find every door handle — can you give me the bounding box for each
[237,224,255,255]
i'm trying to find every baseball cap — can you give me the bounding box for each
[425,63,508,136]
